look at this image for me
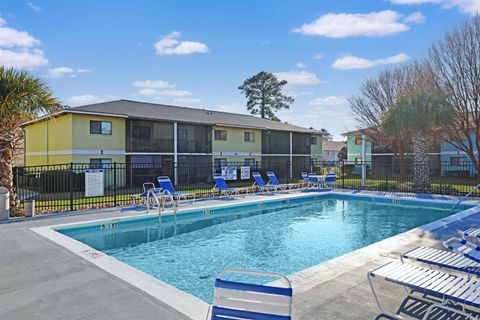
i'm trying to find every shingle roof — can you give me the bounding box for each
[66,99,323,134]
[323,141,346,152]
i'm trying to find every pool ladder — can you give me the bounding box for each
[452,183,480,211]
[146,189,178,219]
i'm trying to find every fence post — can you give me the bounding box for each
[341,160,345,189]
[69,162,74,211]
[113,162,117,207]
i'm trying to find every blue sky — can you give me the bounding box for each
[0,0,476,139]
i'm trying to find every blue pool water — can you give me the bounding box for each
[59,195,466,302]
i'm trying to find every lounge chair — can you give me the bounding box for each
[324,173,336,188]
[463,227,480,243]
[443,237,480,263]
[252,172,277,193]
[368,261,480,319]
[212,174,243,197]
[209,268,292,320]
[401,246,480,277]
[308,173,326,188]
[301,172,309,186]
[266,171,293,190]
[157,176,195,204]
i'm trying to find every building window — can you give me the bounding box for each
[354,137,362,145]
[90,158,112,169]
[90,121,112,135]
[311,137,317,145]
[214,158,227,172]
[244,132,255,142]
[244,158,256,167]
[214,130,227,141]
[451,157,468,166]
[355,157,362,164]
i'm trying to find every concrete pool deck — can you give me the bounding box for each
[1,189,480,320]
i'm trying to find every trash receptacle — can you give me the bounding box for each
[24,199,35,217]
[0,187,9,221]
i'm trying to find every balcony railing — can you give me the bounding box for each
[128,138,174,153]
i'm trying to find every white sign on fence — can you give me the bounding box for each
[221,166,237,180]
[85,169,104,197]
[240,166,250,180]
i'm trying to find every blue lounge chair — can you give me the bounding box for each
[252,172,276,193]
[368,261,480,319]
[209,269,292,320]
[301,172,309,186]
[443,237,480,262]
[308,173,325,188]
[212,174,243,197]
[139,182,161,201]
[324,173,336,188]
[157,176,195,204]
[266,171,292,190]
[463,227,480,243]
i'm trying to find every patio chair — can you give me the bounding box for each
[266,171,293,190]
[324,173,337,188]
[401,246,480,277]
[368,261,480,319]
[252,172,277,193]
[308,173,326,188]
[301,172,309,186]
[463,227,480,243]
[208,268,292,320]
[157,176,195,204]
[442,237,480,263]
[212,174,243,197]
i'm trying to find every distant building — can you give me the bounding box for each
[322,141,346,162]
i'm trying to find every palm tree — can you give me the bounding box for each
[382,90,453,190]
[0,67,61,209]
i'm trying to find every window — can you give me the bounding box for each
[90,158,112,169]
[244,132,255,142]
[90,121,112,135]
[214,130,227,141]
[355,157,362,164]
[244,158,256,167]
[451,157,468,166]
[214,158,227,171]
[354,137,362,145]
[311,137,317,145]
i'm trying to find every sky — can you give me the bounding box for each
[0,0,477,139]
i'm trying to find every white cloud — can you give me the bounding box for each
[0,48,47,68]
[67,94,114,106]
[138,88,192,97]
[47,67,89,79]
[313,53,323,60]
[295,62,306,69]
[154,31,209,55]
[132,80,175,89]
[0,25,41,47]
[403,11,426,23]
[389,0,480,15]
[309,96,348,106]
[174,97,201,103]
[293,10,413,38]
[274,70,322,85]
[27,2,41,12]
[0,18,6,26]
[332,53,410,70]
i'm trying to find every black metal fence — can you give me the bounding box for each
[12,159,480,213]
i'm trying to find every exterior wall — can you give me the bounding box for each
[322,150,338,162]
[346,135,372,162]
[212,126,262,163]
[24,114,73,166]
[440,136,477,177]
[310,134,323,164]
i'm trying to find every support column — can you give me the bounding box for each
[174,122,178,186]
[289,132,293,179]
[361,134,366,187]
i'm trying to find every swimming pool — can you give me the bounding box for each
[56,193,469,303]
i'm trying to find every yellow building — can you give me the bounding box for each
[22,100,326,181]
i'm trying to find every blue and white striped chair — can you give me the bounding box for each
[209,269,292,320]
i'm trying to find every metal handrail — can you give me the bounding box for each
[161,189,178,220]
[146,188,161,215]
[452,183,480,211]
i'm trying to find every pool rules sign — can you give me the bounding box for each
[85,169,104,197]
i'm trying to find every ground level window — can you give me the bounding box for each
[214,130,227,141]
[90,158,112,169]
[450,156,468,166]
[214,158,227,172]
[355,157,362,164]
[90,120,112,135]
[311,137,317,145]
[244,158,256,167]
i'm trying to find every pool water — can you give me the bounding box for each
[59,195,463,302]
